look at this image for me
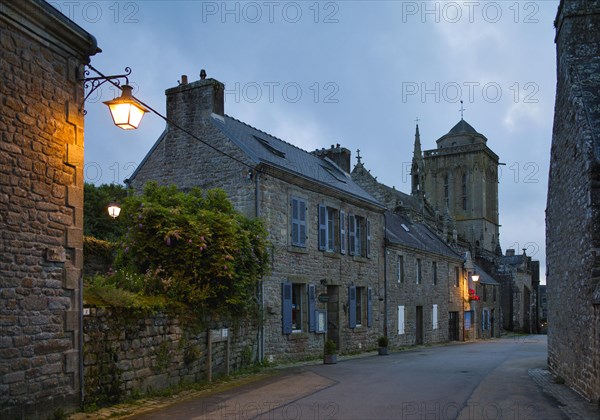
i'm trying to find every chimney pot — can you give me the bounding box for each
[200,69,207,80]
[181,75,188,84]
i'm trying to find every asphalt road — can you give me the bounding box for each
[133,335,569,420]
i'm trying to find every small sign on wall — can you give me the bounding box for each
[316,310,327,333]
[210,328,229,342]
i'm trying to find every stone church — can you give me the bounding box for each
[396,119,539,335]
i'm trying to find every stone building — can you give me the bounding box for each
[493,249,540,333]
[127,74,386,361]
[420,120,500,256]
[384,212,466,345]
[408,120,539,334]
[351,149,501,343]
[1,0,98,417]
[547,0,600,404]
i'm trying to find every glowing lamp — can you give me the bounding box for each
[471,272,479,282]
[103,85,148,130]
[107,202,121,219]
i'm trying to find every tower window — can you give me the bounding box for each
[444,175,449,208]
[462,173,467,211]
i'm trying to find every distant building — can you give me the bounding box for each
[547,0,600,404]
[0,0,98,417]
[420,120,501,257]
[352,151,501,342]
[407,119,539,335]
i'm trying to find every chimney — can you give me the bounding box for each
[165,69,224,129]
[506,249,515,256]
[310,143,351,173]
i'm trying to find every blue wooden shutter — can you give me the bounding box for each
[308,284,316,332]
[367,287,373,327]
[282,282,292,334]
[366,218,371,258]
[299,199,306,247]
[340,210,346,254]
[348,286,357,328]
[318,204,327,251]
[291,198,299,246]
[348,214,356,255]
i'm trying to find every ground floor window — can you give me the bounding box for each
[398,305,405,335]
[282,282,316,334]
[349,286,372,328]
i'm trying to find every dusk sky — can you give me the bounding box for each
[53,0,560,283]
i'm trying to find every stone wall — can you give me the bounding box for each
[547,0,600,404]
[83,308,258,405]
[0,1,97,418]
[386,247,464,347]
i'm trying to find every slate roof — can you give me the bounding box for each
[385,212,461,260]
[437,119,488,142]
[211,114,383,207]
[473,264,499,285]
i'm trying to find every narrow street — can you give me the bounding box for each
[130,335,595,420]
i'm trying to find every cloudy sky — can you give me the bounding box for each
[54,0,560,282]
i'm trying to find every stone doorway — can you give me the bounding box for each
[416,306,424,345]
[326,286,340,349]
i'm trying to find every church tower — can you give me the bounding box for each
[411,124,425,198]
[422,118,500,255]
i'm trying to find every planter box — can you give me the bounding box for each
[323,354,338,364]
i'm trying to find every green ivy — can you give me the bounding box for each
[114,182,270,317]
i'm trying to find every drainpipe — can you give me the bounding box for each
[383,213,388,338]
[254,171,264,363]
[79,275,84,405]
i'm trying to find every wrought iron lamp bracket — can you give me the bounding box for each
[80,65,132,114]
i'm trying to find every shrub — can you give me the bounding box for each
[116,182,270,317]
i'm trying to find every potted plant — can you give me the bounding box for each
[323,339,338,364]
[378,335,389,355]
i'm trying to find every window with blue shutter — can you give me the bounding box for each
[348,214,356,255]
[355,217,362,256]
[348,286,357,328]
[282,282,292,334]
[308,284,316,332]
[291,197,307,247]
[340,210,346,254]
[367,287,373,327]
[318,204,327,251]
[366,218,371,258]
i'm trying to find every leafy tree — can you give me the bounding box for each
[116,182,270,316]
[84,183,128,241]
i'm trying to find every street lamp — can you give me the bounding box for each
[103,85,149,130]
[107,202,121,219]
[471,271,479,282]
[81,65,147,130]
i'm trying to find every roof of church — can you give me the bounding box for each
[437,118,488,145]
[448,119,479,136]
[386,212,462,260]
[211,114,383,207]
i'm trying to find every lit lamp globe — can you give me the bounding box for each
[471,273,480,282]
[107,203,121,219]
[103,85,149,130]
